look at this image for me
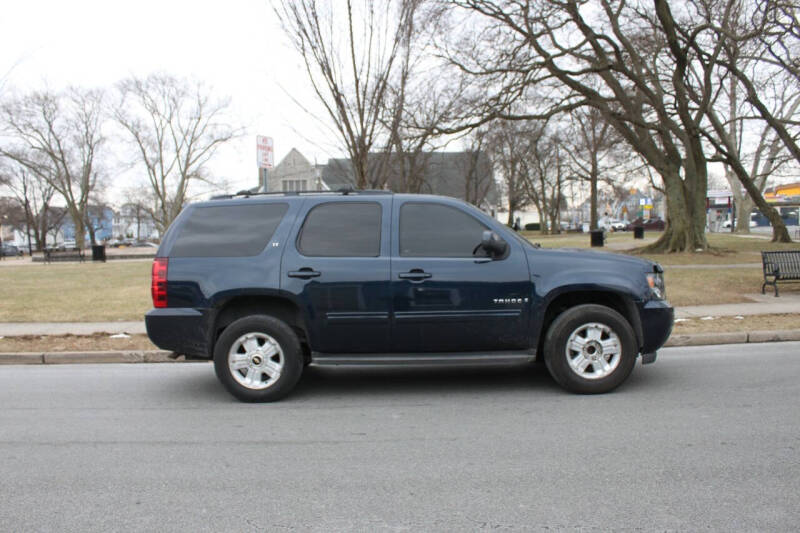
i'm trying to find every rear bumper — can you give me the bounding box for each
[639,300,674,354]
[145,308,212,358]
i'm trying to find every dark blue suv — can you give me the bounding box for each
[146,190,673,401]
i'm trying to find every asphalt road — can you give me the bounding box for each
[1,343,799,532]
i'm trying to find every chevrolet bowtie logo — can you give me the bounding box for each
[493,297,529,304]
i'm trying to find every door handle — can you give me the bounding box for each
[288,267,321,279]
[398,269,432,281]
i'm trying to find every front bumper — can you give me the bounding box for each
[145,308,212,358]
[639,299,674,354]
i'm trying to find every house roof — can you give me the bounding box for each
[319,151,497,206]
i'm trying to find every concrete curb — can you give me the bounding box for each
[0,350,202,365]
[0,331,799,364]
[664,329,800,347]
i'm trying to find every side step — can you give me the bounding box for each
[311,351,536,367]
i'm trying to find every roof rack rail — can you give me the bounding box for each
[210,188,392,200]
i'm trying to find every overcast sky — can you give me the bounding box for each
[1,0,345,197]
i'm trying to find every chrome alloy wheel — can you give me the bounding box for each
[564,322,621,380]
[228,332,284,390]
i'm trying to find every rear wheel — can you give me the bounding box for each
[213,315,303,402]
[543,304,637,394]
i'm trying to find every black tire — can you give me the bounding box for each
[543,304,637,394]
[213,315,303,402]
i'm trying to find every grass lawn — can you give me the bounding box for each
[0,231,798,322]
[0,333,158,352]
[0,261,151,322]
[664,268,771,306]
[672,313,800,333]
[521,230,800,265]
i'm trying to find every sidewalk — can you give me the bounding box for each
[675,293,800,318]
[1,293,798,337]
[0,321,146,336]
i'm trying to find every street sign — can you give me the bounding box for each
[257,136,274,169]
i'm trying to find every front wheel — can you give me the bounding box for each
[213,315,303,402]
[543,304,637,394]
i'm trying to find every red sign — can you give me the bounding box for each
[257,136,274,169]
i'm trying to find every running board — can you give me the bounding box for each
[311,351,536,367]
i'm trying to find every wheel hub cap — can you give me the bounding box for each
[565,322,621,380]
[228,332,284,390]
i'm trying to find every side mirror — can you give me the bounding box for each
[481,230,508,258]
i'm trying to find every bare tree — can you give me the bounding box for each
[716,56,797,235]
[120,186,154,240]
[460,127,494,207]
[0,87,106,249]
[665,0,794,241]
[84,198,111,245]
[707,1,800,180]
[522,124,567,234]
[485,120,535,226]
[113,74,237,233]
[383,80,464,193]
[0,158,60,252]
[443,0,729,252]
[565,108,620,230]
[757,0,800,84]
[275,0,422,188]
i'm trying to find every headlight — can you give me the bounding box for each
[646,272,666,300]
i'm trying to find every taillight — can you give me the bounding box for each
[151,257,168,308]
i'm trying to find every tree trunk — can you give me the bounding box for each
[35,211,47,251]
[735,196,754,233]
[22,199,35,255]
[722,150,792,242]
[70,210,86,249]
[87,223,97,247]
[641,170,708,253]
[589,169,598,231]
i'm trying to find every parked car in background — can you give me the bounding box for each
[625,217,666,231]
[722,219,757,229]
[608,220,628,231]
[1,243,23,257]
[593,218,626,232]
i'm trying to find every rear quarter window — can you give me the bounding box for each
[170,203,288,257]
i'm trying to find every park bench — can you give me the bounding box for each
[761,250,800,297]
[43,248,85,264]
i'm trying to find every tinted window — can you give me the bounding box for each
[298,202,381,257]
[171,203,288,257]
[400,203,488,257]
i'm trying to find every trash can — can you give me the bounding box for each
[590,229,604,247]
[92,244,106,262]
[633,226,644,239]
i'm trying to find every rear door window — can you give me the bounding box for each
[170,203,288,257]
[297,202,381,257]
